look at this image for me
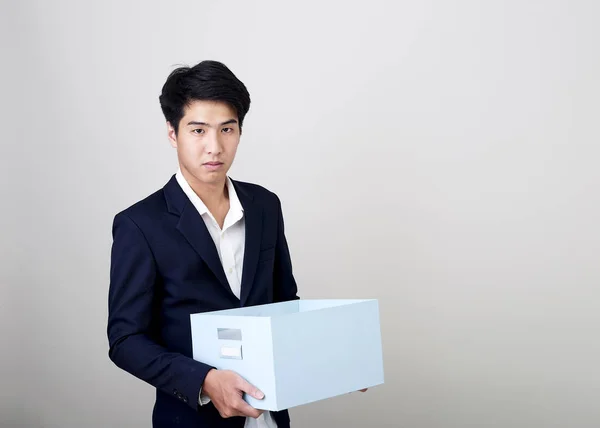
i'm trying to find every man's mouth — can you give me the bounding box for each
[203,161,224,171]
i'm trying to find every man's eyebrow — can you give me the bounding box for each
[186,119,238,127]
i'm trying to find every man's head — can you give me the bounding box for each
[159,60,251,187]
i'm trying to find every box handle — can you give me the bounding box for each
[220,344,243,360]
[217,328,242,341]
[217,328,243,360]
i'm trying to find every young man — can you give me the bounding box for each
[107,60,299,428]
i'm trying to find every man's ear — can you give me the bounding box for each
[167,122,178,148]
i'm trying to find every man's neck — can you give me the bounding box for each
[181,167,229,221]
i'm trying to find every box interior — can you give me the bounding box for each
[200,299,372,318]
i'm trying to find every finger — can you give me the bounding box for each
[236,377,265,400]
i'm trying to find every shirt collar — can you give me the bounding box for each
[175,168,244,218]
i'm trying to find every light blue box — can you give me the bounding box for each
[190,299,384,411]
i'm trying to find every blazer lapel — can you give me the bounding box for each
[163,175,237,301]
[176,204,237,299]
[235,181,263,307]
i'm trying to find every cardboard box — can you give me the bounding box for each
[190,299,384,411]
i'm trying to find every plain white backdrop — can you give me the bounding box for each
[1,1,599,427]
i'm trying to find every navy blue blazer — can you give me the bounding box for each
[107,175,299,428]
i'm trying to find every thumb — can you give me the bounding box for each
[238,378,265,400]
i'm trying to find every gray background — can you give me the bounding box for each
[1,0,599,427]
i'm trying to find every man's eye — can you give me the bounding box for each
[192,129,205,134]
[222,127,232,133]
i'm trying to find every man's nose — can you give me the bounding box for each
[205,131,223,154]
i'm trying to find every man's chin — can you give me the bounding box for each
[183,168,227,187]
[198,172,228,185]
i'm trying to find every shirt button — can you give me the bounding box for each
[228,268,233,273]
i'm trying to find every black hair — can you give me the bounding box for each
[159,60,251,134]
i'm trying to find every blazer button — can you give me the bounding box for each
[183,396,188,404]
[173,389,178,396]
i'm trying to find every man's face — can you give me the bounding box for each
[168,100,240,187]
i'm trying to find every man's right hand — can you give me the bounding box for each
[202,369,265,419]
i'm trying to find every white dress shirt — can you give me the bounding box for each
[176,169,278,428]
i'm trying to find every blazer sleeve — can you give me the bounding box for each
[107,212,214,411]
[272,195,300,303]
